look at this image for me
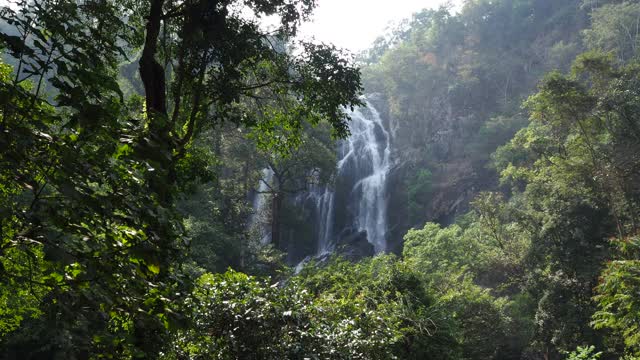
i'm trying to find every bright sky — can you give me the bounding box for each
[0,0,460,53]
[297,0,460,52]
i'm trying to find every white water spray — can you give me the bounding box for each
[249,167,274,245]
[343,101,390,252]
[315,100,391,253]
[251,100,391,256]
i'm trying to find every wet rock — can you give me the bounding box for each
[335,227,375,261]
[293,227,375,274]
[294,252,333,274]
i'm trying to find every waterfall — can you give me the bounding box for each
[308,185,335,254]
[340,101,391,253]
[250,100,391,256]
[316,100,391,254]
[249,167,274,245]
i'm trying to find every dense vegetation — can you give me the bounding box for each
[1,0,639,359]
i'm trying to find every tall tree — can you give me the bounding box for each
[0,0,361,356]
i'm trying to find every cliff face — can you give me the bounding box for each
[370,93,497,253]
[361,0,590,252]
[279,1,600,259]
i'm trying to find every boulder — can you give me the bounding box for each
[335,227,374,261]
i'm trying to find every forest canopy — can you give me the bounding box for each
[1,0,640,359]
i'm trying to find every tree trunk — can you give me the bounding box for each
[139,0,176,207]
[139,0,167,119]
[271,193,281,249]
[138,0,178,277]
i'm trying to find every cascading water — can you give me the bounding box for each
[305,185,335,254]
[251,100,391,257]
[314,100,391,254]
[249,168,274,245]
[340,101,391,252]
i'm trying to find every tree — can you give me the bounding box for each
[0,0,362,355]
[255,123,336,251]
[592,236,640,356]
[565,345,603,360]
[407,168,433,226]
[584,1,640,63]
[489,51,640,358]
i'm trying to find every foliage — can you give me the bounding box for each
[167,270,322,360]
[583,1,640,62]
[256,121,338,253]
[0,2,185,351]
[360,0,590,245]
[0,0,362,356]
[402,220,532,359]
[168,257,458,360]
[2,0,640,358]
[565,345,602,360]
[488,51,640,357]
[297,255,459,359]
[407,168,433,226]
[592,236,640,356]
[396,45,640,359]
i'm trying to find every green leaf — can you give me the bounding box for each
[147,263,160,275]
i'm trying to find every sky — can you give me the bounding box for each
[296,0,460,53]
[0,0,459,53]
